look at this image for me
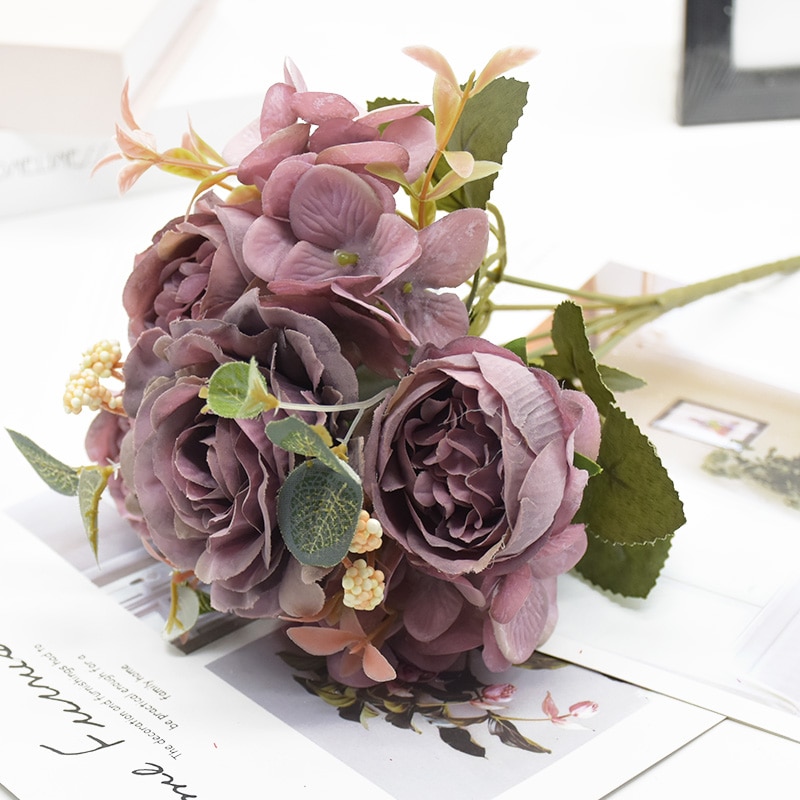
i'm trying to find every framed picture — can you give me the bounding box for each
[679,0,800,124]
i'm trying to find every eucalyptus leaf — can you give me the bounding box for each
[205,359,274,419]
[266,417,361,484]
[77,467,112,560]
[6,429,80,496]
[433,77,528,211]
[277,459,363,568]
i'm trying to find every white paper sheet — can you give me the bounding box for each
[0,509,720,799]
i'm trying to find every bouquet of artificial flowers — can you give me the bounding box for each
[10,46,798,691]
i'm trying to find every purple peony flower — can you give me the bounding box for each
[363,336,601,670]
[123,193,259,343]
[118,290,360,617]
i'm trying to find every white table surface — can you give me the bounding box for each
[2,1,799,796]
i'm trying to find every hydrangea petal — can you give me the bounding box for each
[289,164,382,248]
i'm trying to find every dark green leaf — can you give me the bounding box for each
[574,451,603,477]
[575,531,673,599]
[434,77,528,211]
[504,336,528,361]
[438,726,486,758]
[277,459,363,567]
[540,302,615,415]
[196,589,215,615]
[575,406,685,546]
[6,429,80,496]
[487,717,550,754]
[77,467,111,559]
[598,364,647,393]
[278,649,327,674]
[514,651,569,671]
[384,706,417,730]
[367,97,434,125]
[338,701,365,723]
[573,405,684,598]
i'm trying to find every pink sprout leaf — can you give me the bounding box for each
[443,150,474,178]
[473,47,538,95]
[425,159,502,203]
[433,76,529,212]
[402,46,459,90]
[94,78,232,193]
[286,609,397,682]
[185,119,227,167]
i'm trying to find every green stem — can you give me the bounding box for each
[523,254,800,359]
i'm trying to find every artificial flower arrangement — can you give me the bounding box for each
[9,46,800,709]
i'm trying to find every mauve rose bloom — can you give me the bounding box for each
[123,193,259,343]
[364,336,601,669]
[120,290,359,617]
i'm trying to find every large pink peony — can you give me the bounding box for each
[363,337,601,671]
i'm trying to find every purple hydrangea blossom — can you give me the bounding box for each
[246,163,489,349]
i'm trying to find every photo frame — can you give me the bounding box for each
[679,0,800,124]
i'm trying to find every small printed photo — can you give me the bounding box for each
[651,399,767,450]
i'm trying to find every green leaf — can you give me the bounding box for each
[573,405,685,598]
[598,364,647,393]
[438,726,486,758]
[540,302,615,415]
[77,467,112,560]
[433,77,528,211]
[575,406,685,546]
[277,459,363,568]
[266,417,360,483]
[574,451,602,477]
[503,337,528,361]
[205,358,275,419]
[6,429,80,496]
[487,717,550,754]
[575,532,673,599]
[196,589,215,615]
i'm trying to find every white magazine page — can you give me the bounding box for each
[0,504,720,800]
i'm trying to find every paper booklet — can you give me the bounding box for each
[0,497,718,800]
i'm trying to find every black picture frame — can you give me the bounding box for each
[679,0,800,125]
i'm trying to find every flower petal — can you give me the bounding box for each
[361,644,398,682]
[289,164,382,248]
[285,625,360,656]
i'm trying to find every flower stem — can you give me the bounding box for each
[517,254,800,360]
